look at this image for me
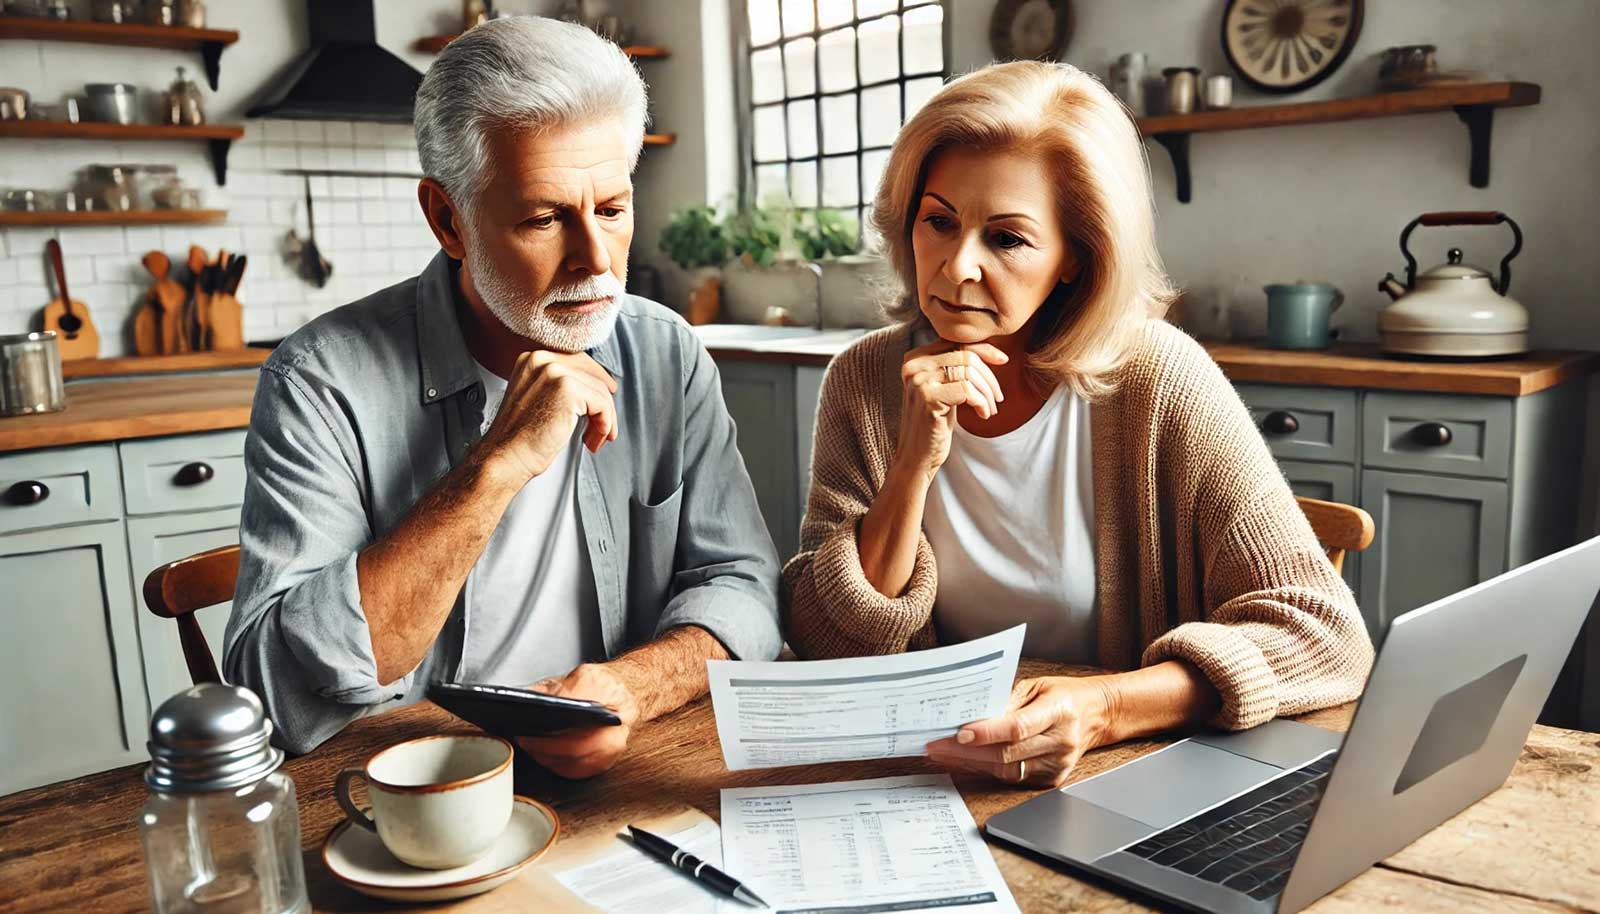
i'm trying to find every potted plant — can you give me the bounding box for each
[798,210,890,329]
[659,205,731,325]
[720,203,822,326]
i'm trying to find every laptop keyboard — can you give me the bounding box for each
[1121,753,1337,901]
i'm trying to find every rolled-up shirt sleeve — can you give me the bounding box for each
[224,365,406,754]
[652,342,783,662]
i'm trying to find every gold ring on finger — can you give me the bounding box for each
[943,364,964,382]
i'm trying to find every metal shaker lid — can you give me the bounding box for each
[146,683,284,793]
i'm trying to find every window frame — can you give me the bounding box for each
[731,0,951,238]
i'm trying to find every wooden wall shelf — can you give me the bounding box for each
[0,120,245,185]
[0,19,240,90]
[0,209,227,227]
[1136,81,1541,203]
[413,32,668,58]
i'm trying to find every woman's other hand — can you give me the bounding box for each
[925,675,1114,788]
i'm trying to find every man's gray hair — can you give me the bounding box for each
[414,16,648,215]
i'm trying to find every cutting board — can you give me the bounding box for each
[141,251,188,355]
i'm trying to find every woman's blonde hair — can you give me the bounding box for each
[871,60,1175,399]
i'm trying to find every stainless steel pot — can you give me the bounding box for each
[0,331,67,417]
[84,83,138,125]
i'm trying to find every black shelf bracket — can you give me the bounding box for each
[1453,104,1495,188]
[200,40,225,91]
[208,138,232,186]
[1152,132,1192,204]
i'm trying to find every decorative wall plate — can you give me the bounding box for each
[989,0,1074,62]
[1222,0,1364,94]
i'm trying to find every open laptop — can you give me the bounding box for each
[986,533,1600,914]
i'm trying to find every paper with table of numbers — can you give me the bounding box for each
[719,773,1020,914]
[706,624,1024,770]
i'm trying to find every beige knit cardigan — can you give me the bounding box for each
[781,319,1374,730]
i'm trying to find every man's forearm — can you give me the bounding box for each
[603,625,729,722]
[357,453,521,685]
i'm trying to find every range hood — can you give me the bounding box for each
[247,0,423,123]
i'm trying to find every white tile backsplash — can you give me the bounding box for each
[0,117,431,353]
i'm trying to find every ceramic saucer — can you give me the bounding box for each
[323,795,559,902]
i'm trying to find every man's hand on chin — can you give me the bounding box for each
[517,663,641,779]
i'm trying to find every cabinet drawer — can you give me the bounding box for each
[1361,392,1512,480]
[119,430,248,516]
[1234,384,1357,463]
[0,444,122,535]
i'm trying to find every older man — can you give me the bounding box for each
[224,17,781,771]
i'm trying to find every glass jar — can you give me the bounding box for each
[138,684,309,914]
[92,0,140,23]
[145,0,173,25]
[163,66,205,126]
[176,0,203,27]
[80,164,137,211]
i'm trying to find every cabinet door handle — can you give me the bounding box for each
[3,480,50,506]
[1410,422,1453,447]
[1260,410,1300,435]
[173,462,215,486]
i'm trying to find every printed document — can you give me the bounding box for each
[552,816,734,913]
[707,625,1024,770]
[720,774,1020,914]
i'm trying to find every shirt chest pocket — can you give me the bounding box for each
[627,481,684,604]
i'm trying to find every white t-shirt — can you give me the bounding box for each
[922,383,1098,664]
[461,360,603,686]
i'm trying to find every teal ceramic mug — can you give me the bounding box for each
[1264,283,1343,349]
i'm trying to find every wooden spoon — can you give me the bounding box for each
[41,238,99,361]
[142,251,187,355]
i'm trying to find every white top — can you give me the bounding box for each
[922,384,1098,664]
[462,360,602,686]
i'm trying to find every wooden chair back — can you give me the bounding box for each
[1295,495,1375,574]
[141,544,241,686]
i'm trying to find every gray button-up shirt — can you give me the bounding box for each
[224,252,782,753]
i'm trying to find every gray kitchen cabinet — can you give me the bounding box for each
[1358,470,1508,641]
[1235,379,1585,655]
[126,507,243,719]
[0,519,147,796]
[0,428,249,795]
[717,361,800,560]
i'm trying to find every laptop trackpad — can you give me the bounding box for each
[1064,740,1282,830]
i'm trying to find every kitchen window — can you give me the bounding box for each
[740,0,948,239]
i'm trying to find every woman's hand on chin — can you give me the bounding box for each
[925,675,1116,788]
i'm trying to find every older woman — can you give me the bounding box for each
[783,61,1373,788]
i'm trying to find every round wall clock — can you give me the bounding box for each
[989,0,1074,62]
[1222,0,1364,94]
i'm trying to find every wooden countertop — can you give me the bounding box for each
[699,326,1598,397]
[3,658,1596,913]
[0,374,257,453]
[61,349,271,380]
[2,338,1593,455]
[1204,341,1600,397]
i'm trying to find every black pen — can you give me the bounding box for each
[626,825,769,908]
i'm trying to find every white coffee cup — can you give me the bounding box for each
[335,734,514,870]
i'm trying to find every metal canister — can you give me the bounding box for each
[1202,74,1234,110]
[0,331,66,417]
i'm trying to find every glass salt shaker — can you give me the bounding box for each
[138,683,309,914]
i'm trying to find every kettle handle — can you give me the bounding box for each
[1397,211,1523,294]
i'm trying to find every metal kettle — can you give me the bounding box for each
[1377,211,1529,358]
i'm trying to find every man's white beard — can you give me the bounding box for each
[468,241,625,354]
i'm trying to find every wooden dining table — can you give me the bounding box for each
[3,659,1597,913]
